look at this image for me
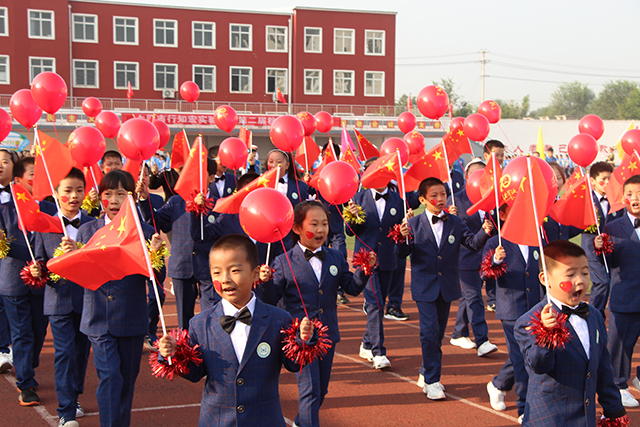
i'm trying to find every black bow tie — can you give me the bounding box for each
[214,176,225,182]
[432,213,448,224]
[635,218,640,229]
[0,186,10,194]
[375,192,388,201]
[279,178,285,184]
[63,217,81,229]
[304,249,326,262]
[220,306,252,334]
[600,196,608,203]
[561,303,589,320]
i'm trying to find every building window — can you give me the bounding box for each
[304,27,322,53]
[192,21,215,49]
[29,57,55,82]
[304,69,321,95]
[73,14,98,43]
[365,30,385,55]
[28,10,55,39]
[114,61,138,89]
[154,64,177,90]
[334,70,354,96]
[154,19,177,47]
[73,60,98,88]
[0,56,9,84]
[230,67,252,93]
[365,71,384,96]
[334,28,354,54]
[114,16,138,45]
[0,8,8,37]
[193,65,215,92]
[230,24,251,50]
[266,68,287,94]
[266,26,287,52]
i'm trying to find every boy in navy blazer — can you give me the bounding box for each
[396,177,492,399]
[209,145,237,200]
[515,240,626,426]
[159,234,314,427]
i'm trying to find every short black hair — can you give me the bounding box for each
[623,174,640,191]
[364,157,378,171]
[98,169,135,195]
[101,150,122,163]
[58,167,86,188]
[211,234,258,269]
[484,140,505,154]
[322,142,340,159]
[540,240,587,273]
[292,201,328,244]
[208,145,220,158]
[207,158,217,176]
[0,148,18,166]
[13,156,34,179]
[238,172,259,190]
[418,177,445,198]
[589,161,613,179]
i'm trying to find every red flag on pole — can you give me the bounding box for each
[127,81,133,100]
[84,164,103,190]
[308,147,337,190]
[548,174,597,229]
[407,95,412,112]
[33,131,74,201]
[170,130,190,169]
[467,154,503,215]
[239,127,252,150]
[340,143,362,174]
[442,129,472,166]
[174,137,207,201]
[295,136,321,172]
[214,168,279,214]
[354,129,380,161]
[361,152,404,194]
[11,183,63,234]
[404,144,450,192]
[606,151,640,214]
[276,88,287,104]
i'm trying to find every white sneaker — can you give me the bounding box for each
[423,382,446,400]
[0,352,12,373]
[372,355,391,370]
[359,343,373,362]
[620,388,639,407]
[518,414,523,425]
[58,417,79,427]
[477,341,499,357]
[633,377,640,393]
[487,381,507,411]
[75,400,85,418]
[450,336,476,350]
[417,374,425,388]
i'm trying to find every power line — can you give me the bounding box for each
[395,60,477,67]
[491,52,640,74]
[491,61,640,79]
[487,75,567,84]
[396,52,477,60]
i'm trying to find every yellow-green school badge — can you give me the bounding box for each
[390,208,397,216]
[292,192,299,200]
[448,235,455,244]
[329,265,338,276]
[227,188,232,194]
[456,182,460,188]
[257,342,271,358]
[533,250,539,261]
[208,215,215,224]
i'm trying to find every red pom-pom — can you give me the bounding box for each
[20,261,48,290]
[388,223,410,244]
[253,265,275,288]
[597,414,630,427]
[480,250,508,279]
[526,309,571,350]
[282,318,332,368]
[594,233,614,256]
[184,191,214,215]
[149,329,203,380]
[352,248,377,276]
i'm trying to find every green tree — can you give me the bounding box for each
[494,95,531,119]
[548,81,595,117]
[432,77,475,117]
[619,87,640,120]
[395,93,417,109]
[590,80,639,119]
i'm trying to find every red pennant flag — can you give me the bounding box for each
[295,136,321,172]
[122,159,142,177]
[33,131,74,201]
[276,88,287,104]
[606,151,640,214]
[239,127,252,150]
[442,129,472,166]
[170,130,190,169]
[361,152,405,195]
[548,174,597,229]
[340,143,362,174]
[214,168,279,214]
[127,81,133,100]
[47,196,149,290]
[12,183,63,234]
[174,137,208,202]
[84,164,103,190]
[404,143,450,192]
[308,151,336,190]
[407,95,412,112]
[467,154,503,215]
[565,167,583,190]
[354,129,380,161]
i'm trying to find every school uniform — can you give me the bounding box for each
[317,192,346,259]
[396,210,490,384]
[208,172,236,200]
[149,168,180,200]
[276,174,309,250]
[447,169,465,196]
[543,217,581,243]
[515,298,626,427]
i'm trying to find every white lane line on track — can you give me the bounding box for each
[2,372,58,427]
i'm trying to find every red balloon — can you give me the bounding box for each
[81,97,103,118]
[466,169,484,204]
[270,115,305,152]
[219,137,249,170]
[477,100,502,124]
[403,131,425,155]
[9,89,43,129]
[380,137,409,166]
[417,85,450,120]
[95,111,121,139]
[296,111,316,136]
[67,126,106,167]
[450,116,465,133]
[318,161,360,205]
[621,129,640,156]
[397,111,417,134]
[239,188,294,243]
[117,118,160,161]
[463,113,491,142]
[314,111,333,133]
[578,114,604,141]
[151,118,170,150]
[180,81,200,103]
[500,156,557,214]
[0,109,12,141]
[214,105,238,133]
[567,133,598,168]
[30,72,68,114]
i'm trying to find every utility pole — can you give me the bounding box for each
[479,50,487,102]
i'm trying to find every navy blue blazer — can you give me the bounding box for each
[543,217,581,243]
[208,172,236,200]
[315,192,344,238]
[396,211,490,303]
[285,177,308,208]
[406,191,421,210]
[603,214,640,314]
[448,189,492,270]
[32,212,95,316]
[346,189,404,271]
[482,236,542,321]
[446,169,465,197]
[515,300,625,426]
[138,193,165,224]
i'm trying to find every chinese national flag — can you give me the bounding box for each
[467,153,503,215]
[442,129,472,166]
[295,136,321,172]
[122,159,142,177]
[174,137,208,201]
[407,95,412,112]
[565,167,583,190]
[308,143,337,190]
[404,143,449,192]
[548,174,597,229]
[214,168,279,214]
[239,127,252,150]
[84,164,103,190]
[276,88,287,104]
[501,158,549,246]
[606,151,640,214]
[354,129,380,161]
[340,143,362,174]
[11,183,63,234]
[33,131,74,201]
[47,195,149,290]
[361,152,405,195]
[127,81,133,100]
[170,130,190,169]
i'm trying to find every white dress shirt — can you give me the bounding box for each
[59,212,82,241]
[298,242,323,282]
[277,174,289,196]
[214,175,226,197]
[493,244,529,265]
[371,189,387,221]
[627,212,640,240]
[220,293,256,364]
[549,295,590,358]
[424,210,446,247]
[0,185,10,204]
[597,193,609,218]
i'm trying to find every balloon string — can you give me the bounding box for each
[496,122,516,151]
[291,151,302,203]
[53,122,58,141]
[145,183,158,234]
[278,236,309,320]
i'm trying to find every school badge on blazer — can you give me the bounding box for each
[292,193,299,199]
[257,342,271,358]
[448,235,455,244]
[390,208,397,216]
[329,265,338,276]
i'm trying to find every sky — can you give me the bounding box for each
[109,0,640,110]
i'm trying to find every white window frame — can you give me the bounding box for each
[364,70,385,97]
[0,55,9,85]
[113,16,138,46]
[192,64,216,92]
[29,57,56,83]
[73,59,99,89]
[333,69,355,96]
[304,27,322,53]
[153,19,178,48]
[192,21,215,49]
[0,8,8,37]
[304,69,322,95]
[28,9,55,40]
[229,24,252,51]
[265,25,287,53]
[229,66,252,94]
[333,28,354,55]
[72,13,98,43]
[154,63,178,91]
[113,61,139,90]
[265,68,287,94]
[364,30,385,56]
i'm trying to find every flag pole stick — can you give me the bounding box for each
[88,166,104,211]
[10,183,37,263]
[441,141,456,208]
[525,156,550,304]
[34,129,68,238]
[265,165,282,266]
[396,149,409,245]
[582,165,609,273]
[492,153,502,247]
[198,137,204,241]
